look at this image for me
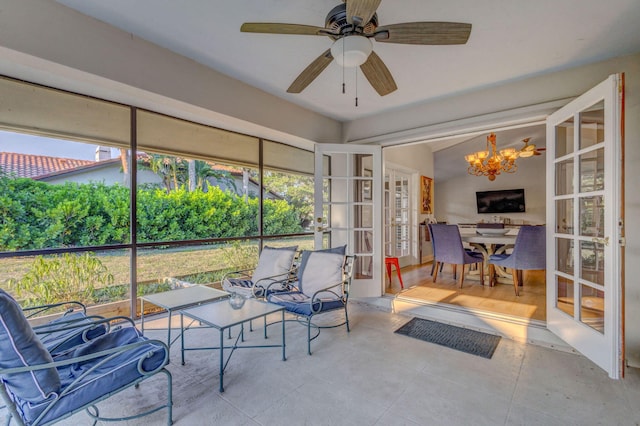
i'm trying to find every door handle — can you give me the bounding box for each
[316,217,327,232]
[591,236,609,246]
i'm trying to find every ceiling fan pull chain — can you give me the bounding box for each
[355,67,359,107]
[341,42,344,93]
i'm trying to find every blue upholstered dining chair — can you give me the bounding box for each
[266,247,354,355]
[488,226,546,296]
[428,224,485,288]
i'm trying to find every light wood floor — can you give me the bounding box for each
[385,263,546,321]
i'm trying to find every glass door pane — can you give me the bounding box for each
[383,168,412,260]
[394,174,411,257]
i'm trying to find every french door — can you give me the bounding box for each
[314,143,383,297]
[384,168,412,264]
[546,74,624,378]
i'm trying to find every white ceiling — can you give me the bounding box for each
[55,0,640,123]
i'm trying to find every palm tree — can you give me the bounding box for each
[119,148,129,186]
[139,155,236,193]
[188,160,196,192]
[138,154,186,192]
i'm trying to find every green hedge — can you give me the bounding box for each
[0,176,303,251]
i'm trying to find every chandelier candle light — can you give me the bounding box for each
[465,133,519,181]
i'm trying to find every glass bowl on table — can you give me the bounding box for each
[228,291,246,310]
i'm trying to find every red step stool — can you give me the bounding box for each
[385,257,404,289]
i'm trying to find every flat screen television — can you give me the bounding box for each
[476,189,525,214]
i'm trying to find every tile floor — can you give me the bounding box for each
[43,302,640,425]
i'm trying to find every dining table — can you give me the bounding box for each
[459,229,518,284]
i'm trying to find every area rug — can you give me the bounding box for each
[394,317,501,359]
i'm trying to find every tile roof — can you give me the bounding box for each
[0,152,95,179]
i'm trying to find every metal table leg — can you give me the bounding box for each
[180,313,185,366]
[219,328,225,392]
[281,310,286,361]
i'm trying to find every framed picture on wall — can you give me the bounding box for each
[420,176,433,214]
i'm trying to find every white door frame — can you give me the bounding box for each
[314,143,383,298]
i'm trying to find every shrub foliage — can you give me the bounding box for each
[0,175,303,251]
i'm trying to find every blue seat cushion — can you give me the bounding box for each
[267,291,344,316]
[0,290,61,403]
[13,327,167,425]
[222,278,255,298]
[223,277,291,299]
[36,312,108,355]
[224,278,253,288]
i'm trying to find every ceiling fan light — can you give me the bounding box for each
[500,148,516,158]
[331,36,373,67]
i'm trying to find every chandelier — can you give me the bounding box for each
[464,133,519,181]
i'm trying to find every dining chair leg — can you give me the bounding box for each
[458,264,464,288]
[430,260,443,276]
[512,268,520,296]
[488,264,495,287]
[432,261,440,282]
[517,270,524,286]
[479,262,485,286]
[453,264,457,280]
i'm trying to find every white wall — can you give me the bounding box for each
[434,153,546,225]
[43,166,160,187]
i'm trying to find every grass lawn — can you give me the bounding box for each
[0,237,314,303]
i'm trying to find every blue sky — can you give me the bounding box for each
[0,131,119,160]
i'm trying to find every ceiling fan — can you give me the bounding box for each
[518,138,546,157]
[240,0,472,97]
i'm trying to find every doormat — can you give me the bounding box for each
[395,317,501,359]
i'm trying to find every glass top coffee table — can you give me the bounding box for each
[139,285,229,348]
[179,298,286,392]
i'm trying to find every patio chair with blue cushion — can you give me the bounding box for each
[267,246,355,355]
[222,245,298,299]
[488,225,546,296]
[21,301,111,356]
[0,290,173,426]
[17,300,117,358]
